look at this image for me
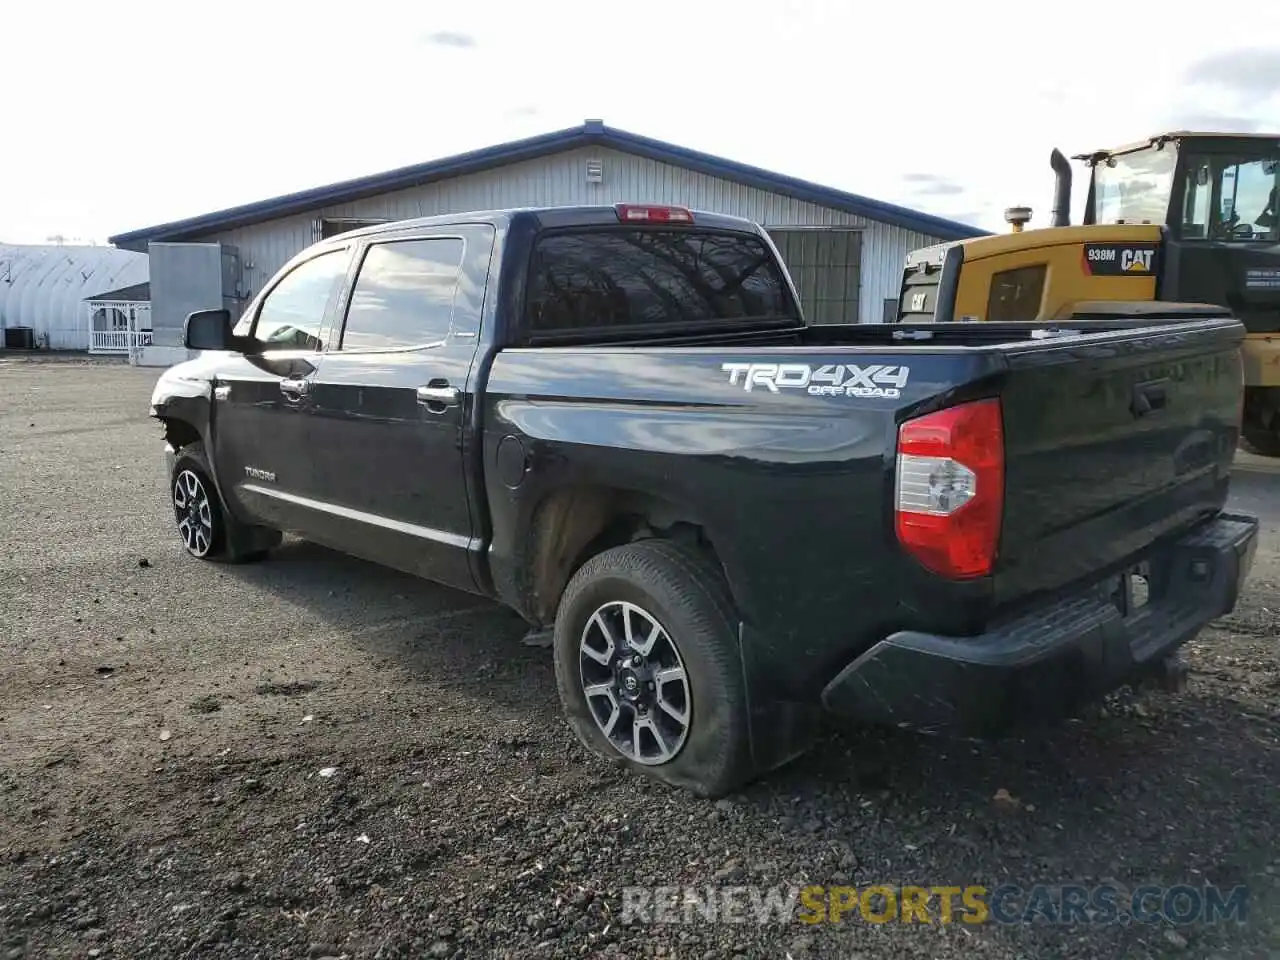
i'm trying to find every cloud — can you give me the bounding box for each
[422,30,477,48]
[504,105,539,118]
[1154,110,1266,134]
[900,173,966,196]
[1184,48,1280,97]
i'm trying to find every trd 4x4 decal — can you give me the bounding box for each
[721,362,911,398]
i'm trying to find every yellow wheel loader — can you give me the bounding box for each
[896,131,1280,454]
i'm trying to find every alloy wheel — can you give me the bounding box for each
[578,600,692,765]
[173,469,215,557]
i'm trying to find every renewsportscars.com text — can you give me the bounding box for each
[619,883,1250,927]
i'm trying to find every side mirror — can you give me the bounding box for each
[184,309,234,351]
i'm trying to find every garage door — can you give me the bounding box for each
[767,228,862,325]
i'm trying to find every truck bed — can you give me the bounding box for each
[483,315,1246,701]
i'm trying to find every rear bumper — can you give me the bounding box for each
[821,511,1260,736]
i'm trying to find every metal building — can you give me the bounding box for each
[0,245,148,351]
[109,120,984,362]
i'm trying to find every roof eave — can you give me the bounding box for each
[108,121,987,248]
[601,127,986,241]
[108,124,596,249]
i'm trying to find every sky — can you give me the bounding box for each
[4,0,1280,245]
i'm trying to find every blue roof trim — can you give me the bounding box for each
[109,122,988,250]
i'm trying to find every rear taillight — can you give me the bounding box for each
[614,204,694,223]
[894,398,1004,579]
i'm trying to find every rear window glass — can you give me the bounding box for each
[524,229,797,333]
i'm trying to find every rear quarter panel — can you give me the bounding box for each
[481,346,1004,698]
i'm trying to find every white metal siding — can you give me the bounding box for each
[198,147,946,324]
[859,222,945,323]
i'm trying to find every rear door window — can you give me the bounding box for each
[340,237,466,351]
[524,229,798,335]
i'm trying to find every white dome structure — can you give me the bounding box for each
[0,245,149,350]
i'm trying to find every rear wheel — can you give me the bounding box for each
[169,442,278,563]
[1242,388,1280,457]
[1242,425,1280,457]
[552,539,756,797]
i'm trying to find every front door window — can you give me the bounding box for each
[236,250,350,352]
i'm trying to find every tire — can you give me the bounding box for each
[1242,425,1280,458]
[552,539,756,798]
[169,442,279,563]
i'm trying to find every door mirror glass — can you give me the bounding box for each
[184,308,234,351]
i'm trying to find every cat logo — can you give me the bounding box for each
[1121,248,1155,272]
[1082,242,1160,277]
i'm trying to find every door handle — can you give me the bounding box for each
[417,383,460,411]
[280,378,310,399]
[1131,378,1169,418]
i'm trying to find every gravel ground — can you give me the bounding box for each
[1,354,1278,960]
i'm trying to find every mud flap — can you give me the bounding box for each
[737,622,823,775]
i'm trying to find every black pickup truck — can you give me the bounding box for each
[151,203,1259,797]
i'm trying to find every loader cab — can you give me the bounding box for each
[1078,132,1280,335]
[1079,132,1280,243]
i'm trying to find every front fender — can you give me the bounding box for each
[149,352,228,435]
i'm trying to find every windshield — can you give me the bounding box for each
[1091,146,1176,225]
[1180,151,1280,242]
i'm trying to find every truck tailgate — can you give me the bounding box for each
[993,318,1245,606]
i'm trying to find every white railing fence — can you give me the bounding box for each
[87,300,152,358]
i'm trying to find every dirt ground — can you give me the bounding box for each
[1,355,1278,960]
